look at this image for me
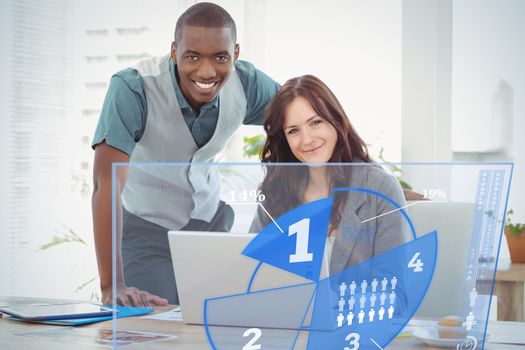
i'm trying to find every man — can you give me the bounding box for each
[92,3,279,307]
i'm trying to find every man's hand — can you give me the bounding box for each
[101,285,168,308]
[93,142,168,309]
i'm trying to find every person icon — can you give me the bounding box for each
[371,278,379,293]
[381,277,388,292]
[391,276,398,290]
[337,312,345,328]
[380,292,387,306]
[388,305,394,319]
[338,298,346,312]
[389,291,396,305]
[370,293,377,307]
[378,306,386,320]
[469,288,478,307]
[359,294,366,309]
[368,308,376,322]
[462,311,477,331]
[347,311,354,326]
[340,282,347,297]
[348,295,356,311]
[360,280,368,294]
[358,309,365,324]
[349,281,357,295]
[388,305,395,319]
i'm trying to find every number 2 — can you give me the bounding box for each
[288,218,313,263]
[242,328,262,350]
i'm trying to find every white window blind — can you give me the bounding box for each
[1,0,79,298]
[0,0,193,300]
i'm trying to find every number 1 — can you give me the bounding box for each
[288,218,313,263]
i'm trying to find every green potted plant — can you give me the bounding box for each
[505,209,525,263]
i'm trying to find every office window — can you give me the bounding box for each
[0,0,81,298]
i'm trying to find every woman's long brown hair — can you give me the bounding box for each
[258,75,373,229]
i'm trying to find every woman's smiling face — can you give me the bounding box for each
[283,96,338,163]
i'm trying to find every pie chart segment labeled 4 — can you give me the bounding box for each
[307,231,438,350]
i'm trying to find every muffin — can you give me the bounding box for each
[437,316,467,339]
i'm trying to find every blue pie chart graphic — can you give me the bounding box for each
[204,188,438,350]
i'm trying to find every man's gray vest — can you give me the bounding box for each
[122,55,247,229]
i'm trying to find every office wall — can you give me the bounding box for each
[265,0,403,163]
[401,0,454,197]
[451,0,524,155]
[401,0,524,259]
[224,0,403,162]
[452,0,525,258]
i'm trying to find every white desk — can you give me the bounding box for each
[1,306,524,349]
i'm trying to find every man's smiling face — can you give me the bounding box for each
[171,25,239,111]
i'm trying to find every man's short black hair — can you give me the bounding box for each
[174,2,237,45]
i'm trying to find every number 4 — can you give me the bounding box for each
[408,252,424,272]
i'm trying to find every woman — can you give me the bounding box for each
[250,75,410,275]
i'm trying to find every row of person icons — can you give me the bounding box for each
[337,290,396,312]
[336,305,395,327]
[339,277,398,297]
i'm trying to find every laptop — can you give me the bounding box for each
[408,201,477,318]
[168,231,329,327]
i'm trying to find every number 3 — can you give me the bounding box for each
[344,332,360,350]
[242,328,262,350]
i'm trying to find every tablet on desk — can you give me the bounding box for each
[0,303,114,321]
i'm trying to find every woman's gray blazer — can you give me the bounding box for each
[249,165,412,276]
